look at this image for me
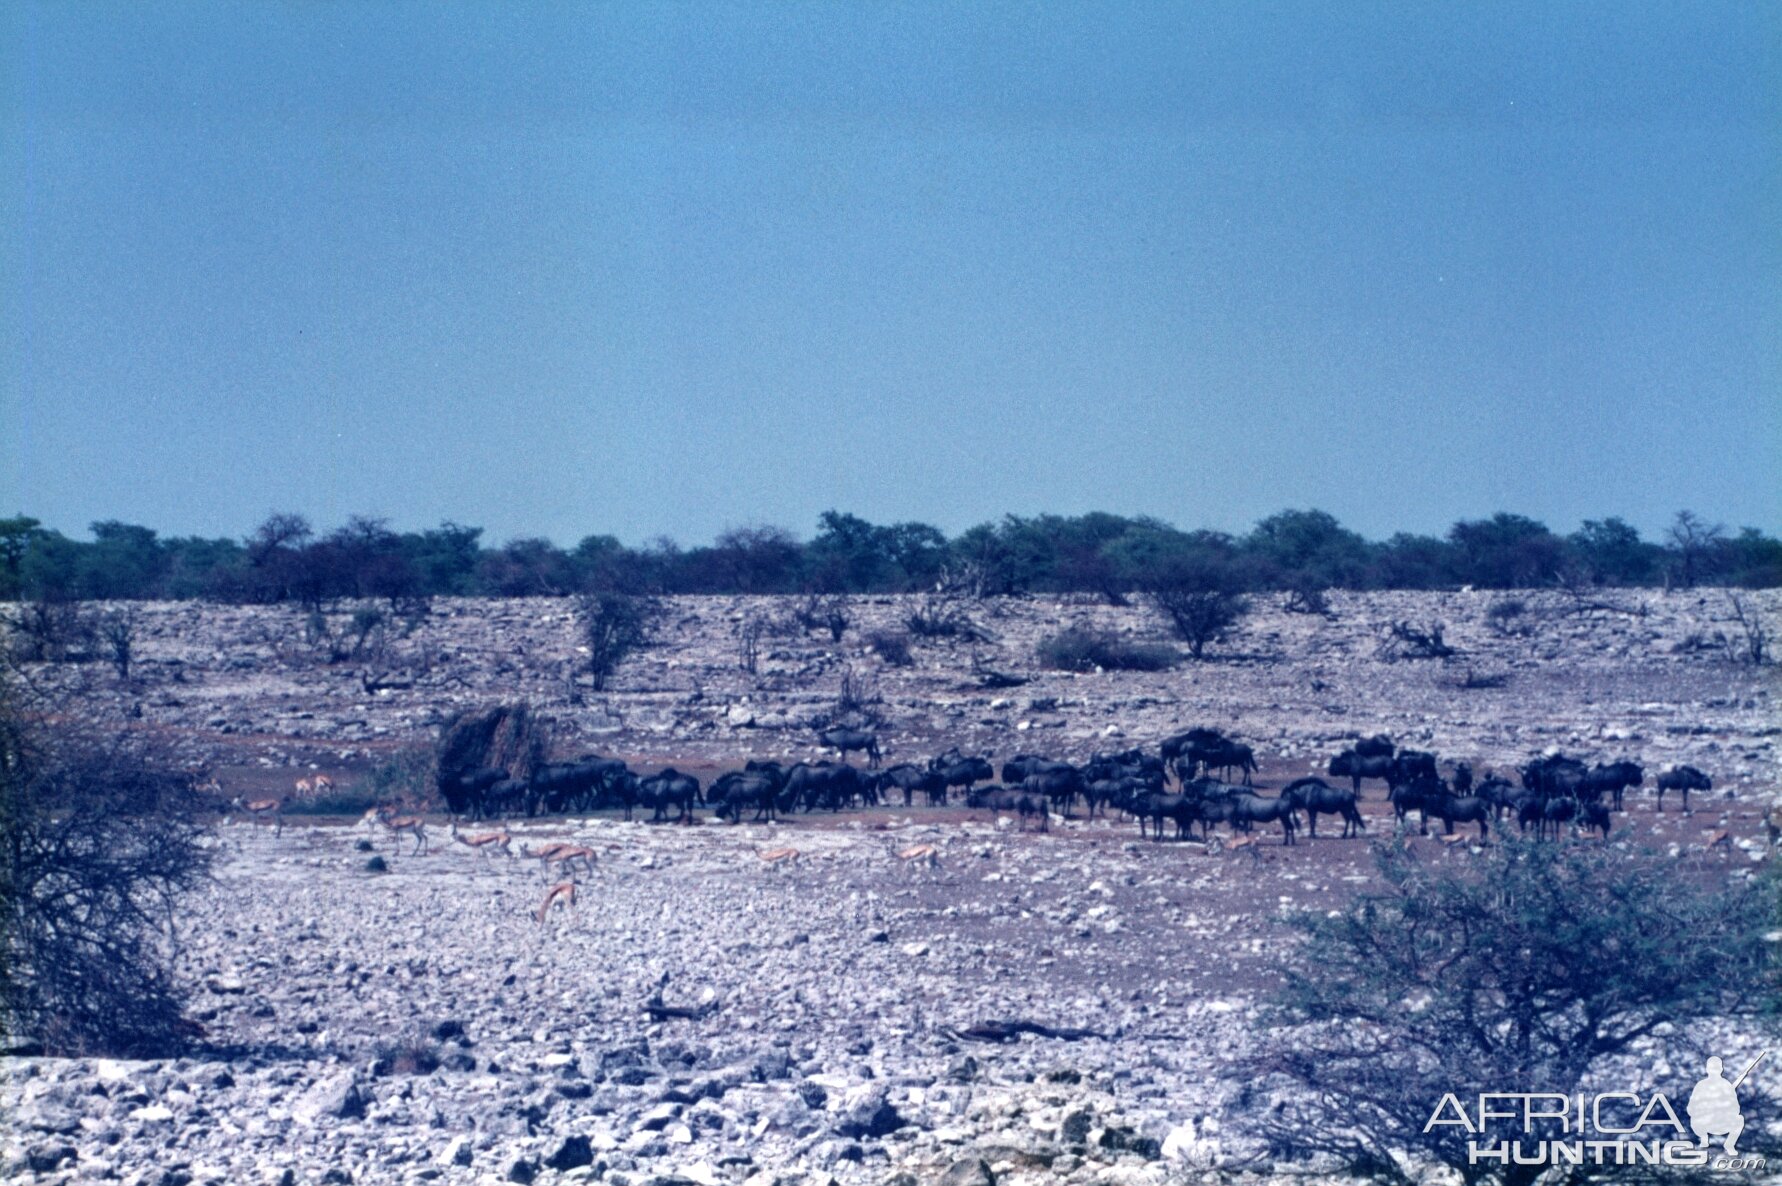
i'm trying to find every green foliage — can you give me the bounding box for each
[4,507,1779,602]
[1035,625,1178,672]
[1447,513,1566,588]
[1248,839,1778,1185]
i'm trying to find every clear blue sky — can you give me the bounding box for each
[4,3,1777,548]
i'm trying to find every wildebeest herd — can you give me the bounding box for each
[432,725,1718,849]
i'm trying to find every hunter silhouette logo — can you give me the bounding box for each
[1689,1051,1766,1156]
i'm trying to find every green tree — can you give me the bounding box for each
[1447,513,1565,588]
[1248,839,1777,1185]
[0,516,45,598]
[1246,508,1370,587]
[1567,517,1656,585]
[403,521,484,596]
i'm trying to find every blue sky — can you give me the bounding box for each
[4,3,1777,547]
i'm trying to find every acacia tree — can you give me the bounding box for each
[1245,839,1777,1185]
[0,679,213,1055]
[575,589,661,692]
[1144,557,1251,659]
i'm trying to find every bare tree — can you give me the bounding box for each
[1666,510,1726,589]
[1,686,214,1056]
[95,607,137,681]
[1725,593,1770,665]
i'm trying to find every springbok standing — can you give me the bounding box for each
[365,805,428,855]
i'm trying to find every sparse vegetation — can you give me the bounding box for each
[865,628,914,666]
[1248,838,1777,1186]
[905,597,992,643]
[1377,619,1457,661]
[1483,596,1533,637]
[0,679,214,1056]
[1035,626,1177,672]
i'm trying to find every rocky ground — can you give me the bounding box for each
[4,590,1780,1185]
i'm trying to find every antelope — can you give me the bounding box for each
[520,842,595,879]
[365,805,428,855]
[1703,829,1733,857]
[896,843,938,871]
[312,774,334,796]
[236,795,288,837]
[450,822,513,862]
[295,777,313,797]
[536,881,577,924]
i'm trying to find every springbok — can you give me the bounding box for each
[451,822,513,862]
[365,806,428,855]
[236,795,288,837]
[536,881,577,924]
[896,843,939,871]
[295,777,313,797]
[520,842,595,880]
[312,774,334,796]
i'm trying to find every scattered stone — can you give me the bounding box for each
[937,1156,995,1186]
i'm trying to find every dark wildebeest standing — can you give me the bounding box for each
[1390,777,1445,835]
[1229,792,1299,845]
[1161,728,1226,769]
[440,766,507,820]
[1328,750,1395,796]
[1425,791,1491,840]
[877,763,946,807]
[1578,800,1612,839]
[968,785,1049,831]
[935,757,994,801]
[639,768,700,823]
[1580,760,1643,812]
[1022,768,1088,819]
[819,728,881,768]
[1656,765,1711,813]
[1279,777,1365,839]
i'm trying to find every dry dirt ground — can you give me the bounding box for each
[4,590,1779,1186]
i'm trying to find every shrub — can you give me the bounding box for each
[905,597,991,643]
[1035,626,1177,673]
[1484,597,1533,637]
[865,629,913,666]
[0,692,214,1056]
[1244,838,1777,1186]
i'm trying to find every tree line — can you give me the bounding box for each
[0,507,1777,605]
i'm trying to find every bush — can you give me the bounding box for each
[1035,626,1177,672]
[0,693,214,1056]
[905,597,991,643]
[1484,597,1533,637]
[1245,838,1777,1185]
[865,629,913,666]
